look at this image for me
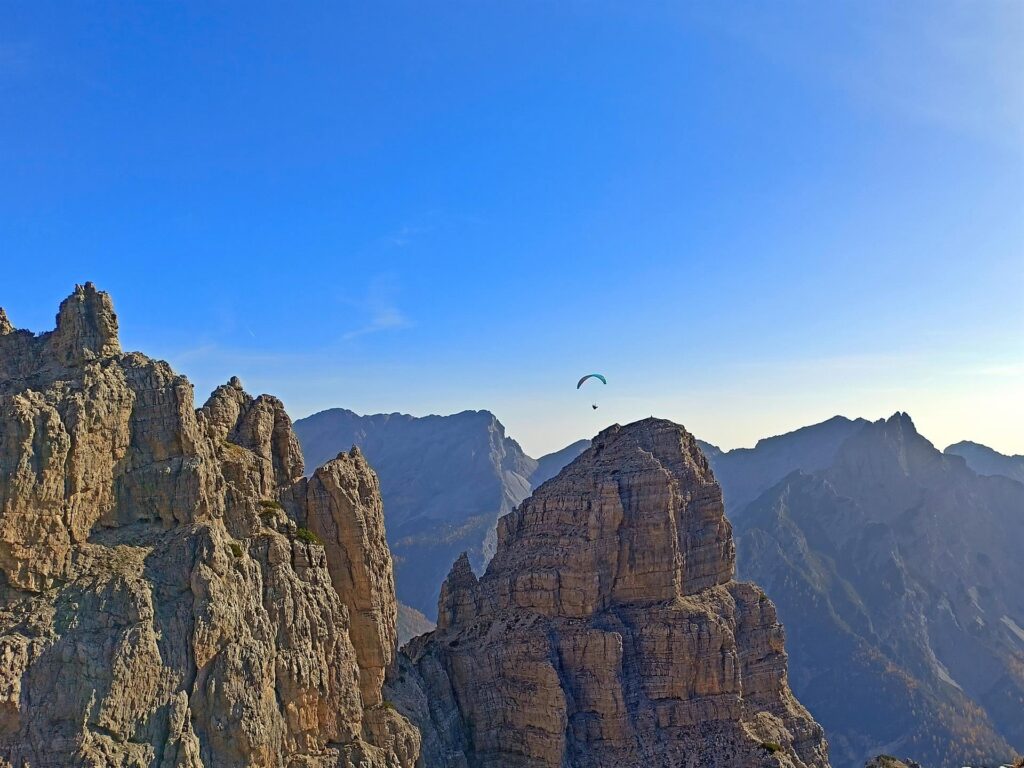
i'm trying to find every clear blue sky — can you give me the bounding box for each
[2,2,1022,456]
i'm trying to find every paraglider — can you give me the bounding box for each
[576,373,607,389]
[577,373,606,410]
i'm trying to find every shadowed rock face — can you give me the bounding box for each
[388,418,829,768]
[698,416,869,515]
[0,284,418,767]
[733,414,1024,768]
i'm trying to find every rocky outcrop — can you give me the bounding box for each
[304,448,396,706]
[863,758,922,768]
[389,418,829,768]
[733,414,1024,768]
[293,409,585,619]
[0,284,418,767]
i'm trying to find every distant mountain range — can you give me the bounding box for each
[296,404,1024,767]
[8,282,1020,768]
[697,415,869,512]
[293,408,589,618]
[388,418,830,768]
[705,414,1024,768]
[945,440,1024,484]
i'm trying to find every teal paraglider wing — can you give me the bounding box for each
[576,373,607,389]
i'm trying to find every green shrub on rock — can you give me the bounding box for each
[294,527,324,545]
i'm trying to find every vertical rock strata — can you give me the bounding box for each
[389,418,830,768]
[0,284,418,767]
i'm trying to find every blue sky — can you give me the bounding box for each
[1,2,1022,456]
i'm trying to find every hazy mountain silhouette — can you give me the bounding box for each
[297,405,1024,766]
[730,414,1024,768]
[945,440,1024,484]
[396,602,435,646]
[699,415,869,513]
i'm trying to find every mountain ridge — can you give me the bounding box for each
[945,439,1024,484]
[293,407,589,618]
[699,415,870,513]
[732,412,1024,767]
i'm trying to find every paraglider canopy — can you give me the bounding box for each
[576,373,607,389]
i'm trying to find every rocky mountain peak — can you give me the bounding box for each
[699,414,869,514]
[0,282,123,383]
[872,411,927,449]
[877,411,924,440]
[52,280,122,365]
[447,550,474,578]
[828,411,942,488]
[732,411,1024,766]
[390,417,828,768]
[888,410,914,426]
[0,284,419,766]
[436,551,479,630]
[468,416,733,622]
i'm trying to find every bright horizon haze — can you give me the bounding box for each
[1,2,1022,456]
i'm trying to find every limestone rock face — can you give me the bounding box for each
[390,418,829,768]
[0,284,418,767]
[305,448,397,706]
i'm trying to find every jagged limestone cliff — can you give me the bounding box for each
[388,418,829,768]
[293,408,541,618]
[0,284,418,767]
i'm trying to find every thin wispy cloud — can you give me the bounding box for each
[343,305,410,339]
[342,274,412,340]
